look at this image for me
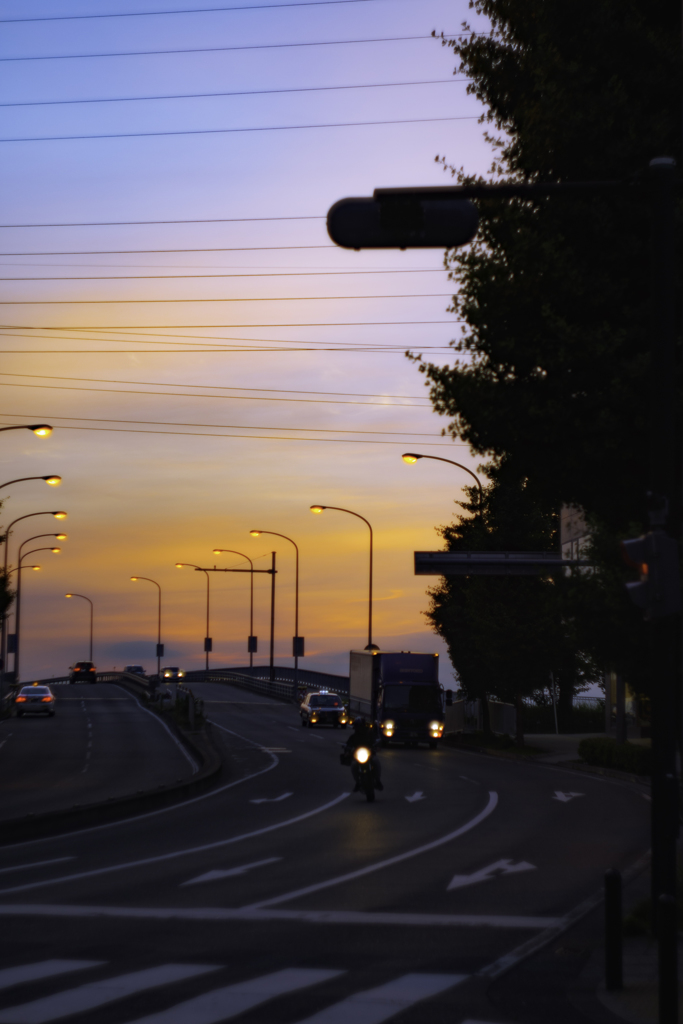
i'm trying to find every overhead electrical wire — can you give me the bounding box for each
[0,246,335,256]
[0,320,457,327]
[0,215,322,228]
[0,32,479,64]
[0,372,429,407]
[0,114,478,145]
[0,293,453,305]
[0,78,464,108]
[0,269,447,281]
[0,0,389,24]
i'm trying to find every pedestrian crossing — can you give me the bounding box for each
[0,960,472,1024]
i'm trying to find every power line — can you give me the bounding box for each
[0,269,446,281]
[0,371,427,402]
[0,78,464,108]
[1,0,387,24]
[0,346,453,353]
[0,216,322,229]
[0,293,453,305]
[0,32,478,64]
[0,247,334,255]
[0,372,429,407]
[0,320,456,327]
[0,114,478,145]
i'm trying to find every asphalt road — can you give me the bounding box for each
[0,683,197,820]
[0,679,649,1024]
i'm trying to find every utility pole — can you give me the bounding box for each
[269,551,276,683]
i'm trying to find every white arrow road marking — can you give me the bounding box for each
[405,792,426,803]
[553,791,584,803]
[181,857,281,887]
[250,793,293,805]
[447,859,536,891]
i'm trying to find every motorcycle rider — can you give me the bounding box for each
[344,716,383,791]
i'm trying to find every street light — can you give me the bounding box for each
[0,424,53,437]
[250,530,303,689]
[0,475,61,490]
[130,577,163,677]
[176,563,211,672]
[0,511,67,685]
[310,505,378,650]
[212,550,256,669]
[13,544,60,684]
[401,453,484,506]
[65,593,94,662]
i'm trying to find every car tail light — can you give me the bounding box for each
[41,696,52,702]
[15,696,26,702]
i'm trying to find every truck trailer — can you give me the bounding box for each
[348,649,444,748]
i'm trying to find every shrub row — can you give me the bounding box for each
[578,736,651,775]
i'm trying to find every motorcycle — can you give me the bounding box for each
[340,744,377,802]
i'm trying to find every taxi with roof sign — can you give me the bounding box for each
[15,683,56,717]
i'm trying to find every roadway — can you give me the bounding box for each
[0,678,649,1024]
[0,682,197,821]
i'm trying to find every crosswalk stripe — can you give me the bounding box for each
[123,968,344,1024]
[0,963,103,993]
[0,964,219,1024]
[292,973,468,1024]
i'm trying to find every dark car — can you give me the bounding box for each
[299,690,348,728]
[15,684,56,717]
[69,661,96,684]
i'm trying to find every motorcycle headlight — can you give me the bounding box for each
[354,746,371,764]
[382,719,395,734]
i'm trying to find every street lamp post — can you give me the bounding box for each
[176,563,211,672]
[130,577,162,677]
[0,425,53,437]
[250,530,302,690]
[310,505,377,651]
[0,510,67,684]
[14,544,60,683]
[402,453,484,506]
[0,475,61,491]
[65,593,93,662]
[212,550,255,669]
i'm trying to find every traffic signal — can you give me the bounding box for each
[621,531,681,618]
[327,195,479,250]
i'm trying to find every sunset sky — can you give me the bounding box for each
[0,0,493,684]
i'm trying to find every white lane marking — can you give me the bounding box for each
[0,734,13,750]
[114,686,199,775]
[0,793,349,896]
[250,793,292,805]
[3,722,279,850]
[181,857,281,887]
[124,968,343,1024]
[0,859,74,876]
[247,791,499,910]
[0,962,103,993]
[309,735,325,741]
[263,748,291,753]
[553,791,584,803]
[447,859,536,891]
[405,792,425,803]
[0,964,219,1023]
[0,904,563,929]
[293,972,467,1024]
[642,793,651,801]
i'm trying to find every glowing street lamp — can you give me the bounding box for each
[130,577,163,677]
[65,593,94,662]
[401,453,483,505]
[310,505,378,651]
[176,563,211,671]
[0,475,61,491]
[0,424,53,437]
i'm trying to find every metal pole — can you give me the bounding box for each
[249,561,254,670]
[647,157,679,1022]
[368,518,373,649]
[550,673,559,735]
[157,586,161,678]
[269,551,276,683]
[294,541,299,691]
[14,557,22,685]
[89,601,93,662]
[204,570,210,672]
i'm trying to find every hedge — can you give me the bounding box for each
[578,736,651,775]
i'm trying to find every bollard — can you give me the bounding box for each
[658,893,678,1024]
[605,868,623,991]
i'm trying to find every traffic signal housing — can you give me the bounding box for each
[327,195,479,250]
[621,531,681,619]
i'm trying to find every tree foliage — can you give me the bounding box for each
[416,0,681,710]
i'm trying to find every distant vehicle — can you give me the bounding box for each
[299,690,348,728]
[123,665,146,676]
[69,661,96,684]
[349,650,444,749]
[161,667,185,680]
[15,683,56,717]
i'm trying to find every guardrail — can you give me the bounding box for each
[203,669,297,702]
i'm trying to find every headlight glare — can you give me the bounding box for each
[354,746,371,764]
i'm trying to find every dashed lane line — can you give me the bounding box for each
[0,858,74,876]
